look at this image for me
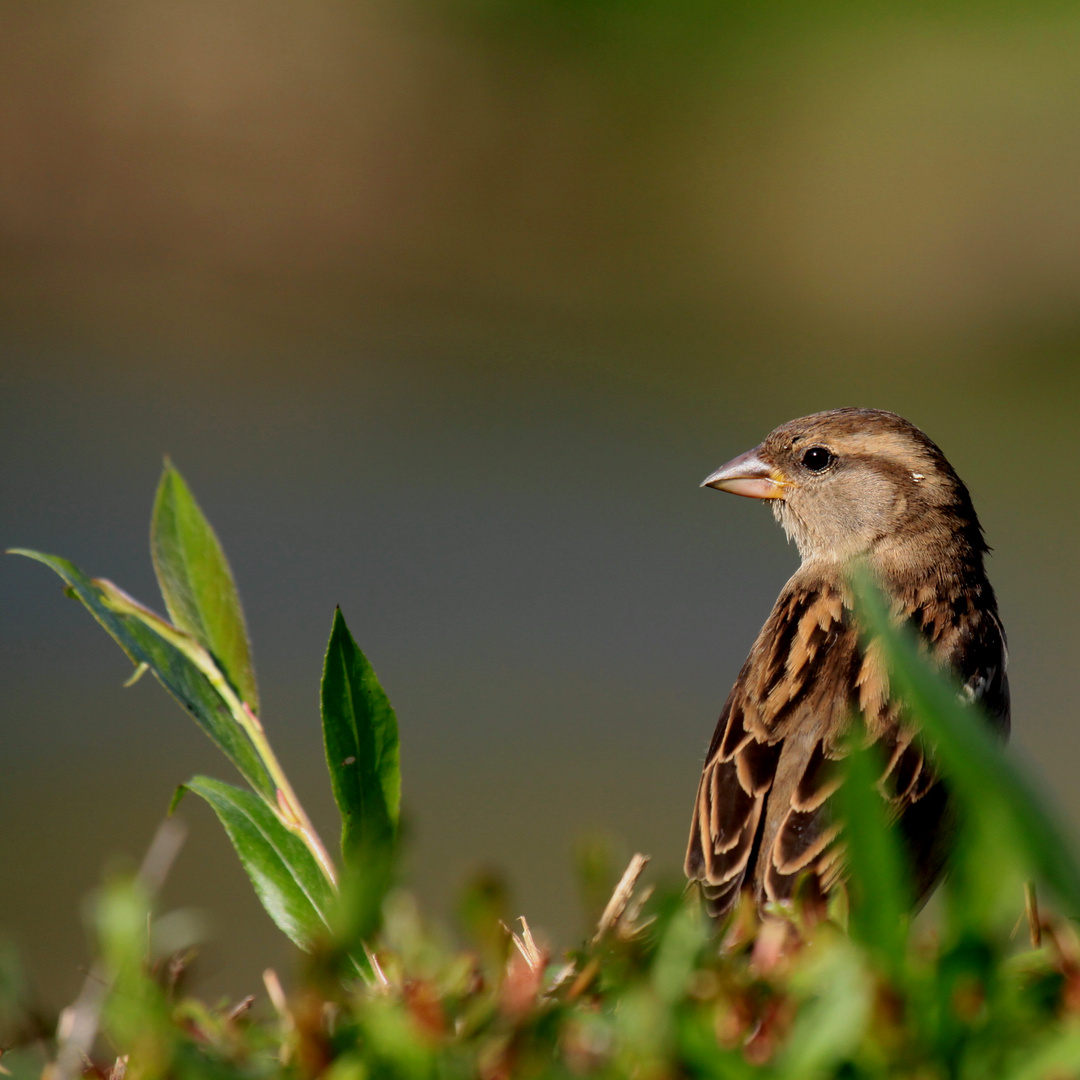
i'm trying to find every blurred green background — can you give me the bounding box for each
[3,0,1080,1012]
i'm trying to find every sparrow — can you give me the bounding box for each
[684,408,1009,919]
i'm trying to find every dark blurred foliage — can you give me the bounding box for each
[4,0,1080,1012]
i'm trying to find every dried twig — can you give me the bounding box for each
[226,996,256,1023]
[501,916,544,971]
[49,818,187,1080]
[592,854,650,944]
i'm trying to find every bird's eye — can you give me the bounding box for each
[801,446,833,472]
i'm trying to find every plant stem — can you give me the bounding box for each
[240,702,339,886]
[96,581,340,888]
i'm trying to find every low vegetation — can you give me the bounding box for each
[5,463,1080,1080]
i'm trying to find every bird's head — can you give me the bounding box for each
[704,408,984,565]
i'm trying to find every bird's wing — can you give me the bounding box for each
[683,674,780,917]
[685,582,850,917]
[684,577,1009,918]
[925,593,1010,737]
[874,583,1011,898]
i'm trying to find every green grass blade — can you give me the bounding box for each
[175,776,336,951]
[151,462,259,713]
[10,549,275,801]
[835,738,911,971]
[321,607,400,866]
[852,569,1080,917]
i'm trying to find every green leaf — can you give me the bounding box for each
[835,738,911,971]
[1004,1027,1080,1080]
[321,607,400,866]
[151,462,259,713]
[651,897,709,1004]
[852,569,1080,918]
[175,776,336,951]
[10,550,275,801]
[778,935,873,1079]
[93,873,172,1049]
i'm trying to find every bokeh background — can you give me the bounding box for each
[4,0,1080,1013]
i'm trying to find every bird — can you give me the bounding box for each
[684,408,1009,921]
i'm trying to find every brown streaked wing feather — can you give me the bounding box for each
[754,609,856,904]
[685,684,779,917]
[890,585,1009,899]
[791,739,841,812]
[689,564,1009,917]
[686,580,846,917]
[700,875,745,919]
[708,757,754,853]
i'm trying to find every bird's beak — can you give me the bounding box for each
[702,447,789,499]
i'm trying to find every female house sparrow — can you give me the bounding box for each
[685,408,1009,919]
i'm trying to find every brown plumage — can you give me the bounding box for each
[684,408,1009,920]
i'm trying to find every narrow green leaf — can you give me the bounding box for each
[321,607,401,867]
[10,550,275,801]
[151,462,259,712]
[835,738,911,970]
[175,776,336,951]
[852,569,1080,917]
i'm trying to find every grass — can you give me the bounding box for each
[5,461,1080,1080]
